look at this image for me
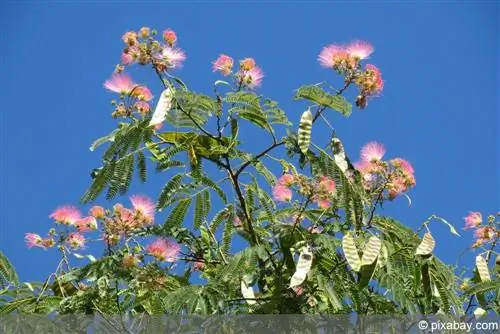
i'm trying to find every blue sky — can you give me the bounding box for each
[1,1,498,283]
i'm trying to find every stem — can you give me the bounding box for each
[226,157,259,246]
[152,62,217,141]
[204,221,228,264]
[234,141,286,178]
[312,78,353,123]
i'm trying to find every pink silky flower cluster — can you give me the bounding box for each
[104,72,154,118]
[212,55,264,89]
[24,233,55,249]
[105,27,186,119]
[25,194,156,253]
[26,205,91,251]
[318,40,384,109]
[146,238,180,262]
[354,141,416,200]
[463,211,499,249]
[25,195,186,268]
[103,195,156,245]
[313,176,337,209]
[103,75,151,118]
[271,173,336,209]
[119,27,186,70]
[122,254,140,268]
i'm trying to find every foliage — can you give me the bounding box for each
[1,27,498,322]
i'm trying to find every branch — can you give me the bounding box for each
[234,141,286,178]
[152,62,217,141]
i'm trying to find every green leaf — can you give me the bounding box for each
[157,174,184,210]
[89,128,119,152]
[465,280,500,295]
[224,91,261,107]
[0,251,19,286]
[432,215,461,237]
[137,150,147,183]
[221,214,234,258]
[317,275,342,311]
[163,198,192,233]
[358,261,378,288]
[194,190,210,230]
[295,85,352,116]
[236,107,271,132]
[209,207,231,234]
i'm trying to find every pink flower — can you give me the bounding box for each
[272,185,292,202]
[360,141,386,162]
[364,64,384,94]
[390,158,415,174]
[193,260,204,271]
[277,174,295,187]
[41,238,55,249]
[293,286,304,296]
[464,212,482,230]
[233,216,242,228]
[240,58,256,71]
[317,176,336,193]
[121,52,135,65]
[160,47,186,69]
[138,27,150,38]
[134,101,151,115]
[65,232,86,250]
[103,233,121,246]
[212,54,234,75]
[240,66,264,89]
[131,86,153,101]
[104,73,136,94]
[316,199,331,209]
[354,160,377,173]
[146,238,180,262]
[112,203,135,228]
[122,31,138,45]
[388,177,407,199]
[89,206,105,219]
[50,206,82,225]
[346,40,374,60]
[122,254,140,268]
[154,123,163,131]
[75,216,98,232]
[130,194,155,223]
[162,29,177,46]
[25,233,43,248]
[318,44,349,68]
[308,225,324,234]
[474,227,494,241]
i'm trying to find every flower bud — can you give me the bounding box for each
[138,27,150,38]
[355,95,368,109]
[162,29,177,47]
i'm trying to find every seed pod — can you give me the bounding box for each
[342,232,361,272]
[361,236,381,266]
[331,136,348,174]
[415,233,435,255]
[241,278,256,305]
[298,108,313,154]
[150,87,173,127]
[290,248,313,287]
[475,255,491,282]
